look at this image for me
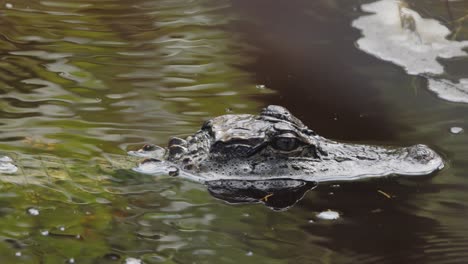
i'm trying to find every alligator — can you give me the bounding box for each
[1,105,443,209]
[130,105,444,183]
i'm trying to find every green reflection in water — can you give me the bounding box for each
[0,0,273,262]
[0,0,271,157]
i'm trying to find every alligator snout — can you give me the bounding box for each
[407,144,439,164]
[397,144,444,175]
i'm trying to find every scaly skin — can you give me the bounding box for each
[134,105,443,182]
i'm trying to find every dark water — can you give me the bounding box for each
[0,0,467,263]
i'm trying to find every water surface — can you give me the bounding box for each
[0,0,467,263]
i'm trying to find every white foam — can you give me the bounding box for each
[352,0,468,75]
[427,78,468,103]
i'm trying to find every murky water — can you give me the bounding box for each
[0,0,467,263]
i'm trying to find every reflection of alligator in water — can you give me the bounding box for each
[132,105,443,183]
[206,179,317,210]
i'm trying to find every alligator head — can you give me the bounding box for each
[131,105,443,182]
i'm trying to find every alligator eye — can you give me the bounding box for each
[272,135,300,151]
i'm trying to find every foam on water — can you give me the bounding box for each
[427,78,468,104]
[352,0,468,75]
[352,0,468,104]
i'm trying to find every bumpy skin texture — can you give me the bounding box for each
[138,105,443,182]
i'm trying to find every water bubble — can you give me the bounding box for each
[27,208,40,216]
[59,226,65,231]
[67,258,75,264]
[316,210,340,220]
[246,251,253,256]
[450,127,463,134]
[255,84,266,89]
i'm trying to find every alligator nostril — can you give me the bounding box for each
[407,144,434,163]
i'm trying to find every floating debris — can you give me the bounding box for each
[246,251,253,257]
[5,3,12,9]
[450,126,464,134]
[27,208,40,216]
[316,210,340,220]
[260,193,274,202]
[40,230,49,236]
[377,190,392,199]
[15,252,21,257]
[255,84,266,89]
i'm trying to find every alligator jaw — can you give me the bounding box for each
[310,141,444,181]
